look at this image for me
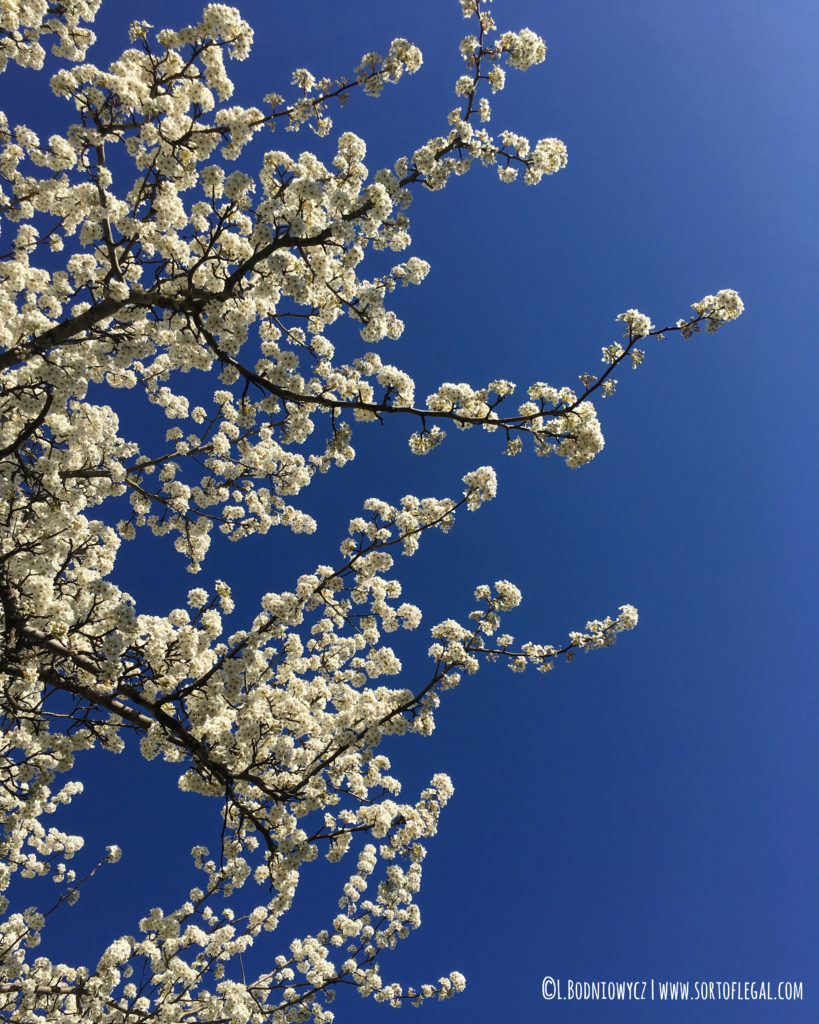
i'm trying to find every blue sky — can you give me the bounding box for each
[6,0,816,1021]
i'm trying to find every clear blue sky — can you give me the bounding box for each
[7,1,816,1021]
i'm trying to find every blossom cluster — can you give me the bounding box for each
[0,0,100,73]
[679,288,745,337]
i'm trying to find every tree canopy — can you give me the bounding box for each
[0,2,744,1022]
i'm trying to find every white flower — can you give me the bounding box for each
[462,466,498,508]
[616,309,654,338]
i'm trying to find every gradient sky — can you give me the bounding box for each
[6,1,816,1022]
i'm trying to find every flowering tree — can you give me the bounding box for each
[0,1,744,1021]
